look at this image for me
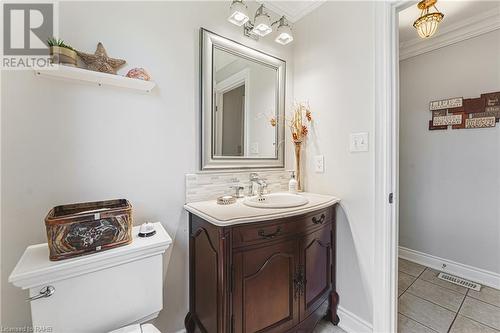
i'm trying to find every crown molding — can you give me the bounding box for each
[260,0,326,23]
[400,7,500,60]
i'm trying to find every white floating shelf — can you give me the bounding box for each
[34,65,156,93]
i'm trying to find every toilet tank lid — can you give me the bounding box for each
[9,222,172,289]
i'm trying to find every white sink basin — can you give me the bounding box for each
[243,193,309,209]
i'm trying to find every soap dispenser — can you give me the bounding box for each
[288,170,298,193]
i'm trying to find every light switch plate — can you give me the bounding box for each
[349,132,369,152]
[314,155,324,173]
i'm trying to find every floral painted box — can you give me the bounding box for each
[45,199,133,261]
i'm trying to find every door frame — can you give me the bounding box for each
[373,1,416,332]
[214,68,250,157]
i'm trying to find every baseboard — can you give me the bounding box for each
[171,309,372,333]
[399,246,500,289]
[338,306,373,333]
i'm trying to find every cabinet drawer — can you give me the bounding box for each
[232,208,332,249]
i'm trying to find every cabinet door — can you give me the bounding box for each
[233,240,299,333]
[299,225,332,319]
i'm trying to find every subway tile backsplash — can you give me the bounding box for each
[185,170,290,203]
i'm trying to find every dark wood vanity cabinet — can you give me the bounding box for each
[185,205,339,333]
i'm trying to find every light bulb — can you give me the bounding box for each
[228,0,249,27]
[252,7,272,37]
[274,17,293,45]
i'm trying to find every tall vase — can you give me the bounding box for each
[294,141,303,191]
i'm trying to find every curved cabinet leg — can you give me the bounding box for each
[184,312,195,333]
[327,291,340,326]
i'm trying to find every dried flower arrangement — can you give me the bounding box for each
[269,101,313,142]
[269,101,313,191]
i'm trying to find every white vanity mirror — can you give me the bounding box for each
[200,29,285,170]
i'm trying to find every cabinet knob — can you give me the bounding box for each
[312,214,326,225]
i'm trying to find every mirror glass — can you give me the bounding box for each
[201,29,285,170]
[213,47,277,158]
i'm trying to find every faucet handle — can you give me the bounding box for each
[259,182,269,196]
[231,185,245,198]
[249,172,259,181]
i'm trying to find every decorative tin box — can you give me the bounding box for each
[45,199,133,261]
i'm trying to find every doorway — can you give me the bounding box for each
[374,1,500,333]
[220,84,246,156]
[396,2,500,332]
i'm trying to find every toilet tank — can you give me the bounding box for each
[9,222,172,333]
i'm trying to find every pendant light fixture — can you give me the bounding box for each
[252,5,272,37]
[274,16,293,45]
[228,0,250,27]
[413,0,444,39]
[227,1,294,46]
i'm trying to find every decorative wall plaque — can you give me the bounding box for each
[471,111,500,122]
[429,97,463,111]
[482,92,500,107]
[452,112,466,129]
[427,91,498,131]
[448,106,465,113]
[432,110,447,118]
[465,117,496,129]
[463,98,486,113]
[486,106,500,112]
[428,120,447,131]
[433,115,462,126]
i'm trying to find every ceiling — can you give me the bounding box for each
[399,1,500,43]
[260,0,326,23]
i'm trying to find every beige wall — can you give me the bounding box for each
[1,2,293,331]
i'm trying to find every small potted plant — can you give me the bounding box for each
[47,37,77,66]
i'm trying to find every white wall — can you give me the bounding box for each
[293,1,376,325]
[0,1,293,331]
[399,30,500,274]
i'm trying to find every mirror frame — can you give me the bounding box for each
[200,28,286,170]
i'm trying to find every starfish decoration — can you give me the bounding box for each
[77,42,126,74]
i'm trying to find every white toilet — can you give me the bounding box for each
[9,222,172,333]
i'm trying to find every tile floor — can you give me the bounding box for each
[398,258,500,333]
[313,320,345,333]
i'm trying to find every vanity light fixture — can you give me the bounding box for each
[228,0,250,26]
[252,5,273,37]
[228,1,294,45]
[274,16,293,45]
[413,0,444,39]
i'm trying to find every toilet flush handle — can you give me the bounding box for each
[26,285,55,302]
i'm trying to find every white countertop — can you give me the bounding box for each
[184,192,340,226]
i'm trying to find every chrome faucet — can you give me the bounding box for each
[249,173,268,197]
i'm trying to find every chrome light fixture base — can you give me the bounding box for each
[243,22,260,41]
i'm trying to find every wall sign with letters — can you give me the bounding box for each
[429,98,463,111]
[428,92,499,131]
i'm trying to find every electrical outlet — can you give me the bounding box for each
[349,132,369,152]
[250,142,259,154]
[314,155,324,173]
